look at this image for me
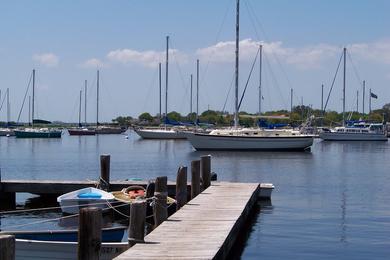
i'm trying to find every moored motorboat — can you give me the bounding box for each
[57,187,115,215]
[319,122,388,141]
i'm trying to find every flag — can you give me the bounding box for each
[370,92,378,99]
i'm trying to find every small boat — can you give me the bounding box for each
[259,183,275,199]
[15,239,129,260]
[0,128,15,136]
[57,187,115,215]
[111,186,176,217]
[67,127,96,136]
[95,126,127,135]
[1,226,126,242]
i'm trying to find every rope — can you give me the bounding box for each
[0,200,123,215]
[238,47,260,110]
[324,49,344,112]
[17,72,33,123]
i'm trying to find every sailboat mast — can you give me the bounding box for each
[342,47,346,126]
[32,69,35,128]
[190,74,193,116]
[196,59,199,123]
[79,90,82,127]
[234,0,240,128]
[362,80,365,115]
[258,44,262,115]
[165,36,169,121]
[84,80,87,125]
[6,88,10,124]
[290,88,293,115]
[96,70,99,126]
[28,96,31,126]
[159,62,162,119]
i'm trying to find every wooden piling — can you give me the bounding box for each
[176,166,187,210]
[99,154,110,191]
[78,207,102,260]
[128,201,147,247]
[191,160,201,199]
[145,180,155,198]
[153,176,168,228]
[201,155,211,191]
[0,235,15,260]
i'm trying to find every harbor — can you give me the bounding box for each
[1,0,390,259]
[0,132,389,259]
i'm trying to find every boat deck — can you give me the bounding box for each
[115,182,260,260]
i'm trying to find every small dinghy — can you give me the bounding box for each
[1,225,126,242]
[57,187,115,215]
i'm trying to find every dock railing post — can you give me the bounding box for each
[0,235,15,260]
[99,154,110,191]
[176,166,187,210]
[201,155,211,191]
[78,207,102,260]
[191,160,201,200]
[128,201,147,247]
[153,176,168,228]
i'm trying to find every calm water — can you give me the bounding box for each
[1,131,390,259]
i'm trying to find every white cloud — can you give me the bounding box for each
[80,58,105,68]
[106,48,188,68]
[349,39,390,64]
[32,53,59,67]
[196,39,340,69]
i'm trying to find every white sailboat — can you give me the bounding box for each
[14,69,62,138]
[0,88,15,136]
[135,36,187,140]
[319,48,387,141]
[186,0,313,151]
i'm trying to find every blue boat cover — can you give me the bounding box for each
[77,192,102,199]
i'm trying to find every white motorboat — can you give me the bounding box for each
[15,239,128,260]
[186,128,313,151]
[57,187,115,215]
[319,122,388,141]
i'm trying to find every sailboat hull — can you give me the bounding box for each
[14,130,62,138]
[135,128,187,139]
[68,128,96,136]
[186,133,313,151]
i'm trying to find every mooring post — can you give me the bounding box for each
[128,201,147,247]
[153,176,168,228]
[146,180,155,198]
[201,155,211,191]
[78,207,102,260]
[99,154,110,191]
[191,160,201,199]
[176,166,188,210]
[0,235,15,260]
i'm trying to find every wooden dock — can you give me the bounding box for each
[115,182,260,260]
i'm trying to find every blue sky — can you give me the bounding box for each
[0,0,389,122]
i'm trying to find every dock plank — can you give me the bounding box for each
[115,182,260,260]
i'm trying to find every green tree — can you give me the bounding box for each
[138,112,153,122]
[167,111,182,122]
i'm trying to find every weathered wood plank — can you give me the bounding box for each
[115,182,260,260]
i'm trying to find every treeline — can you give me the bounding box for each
[112,103,390,127]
